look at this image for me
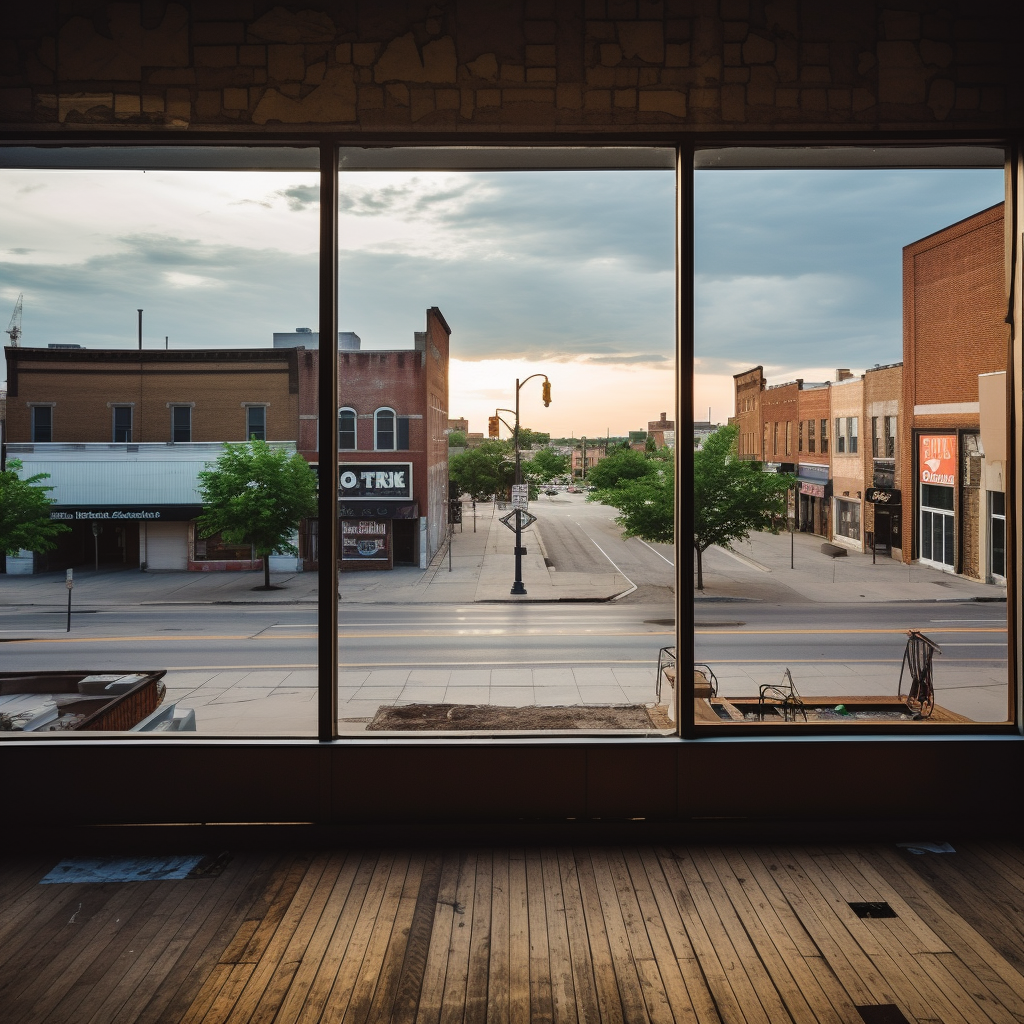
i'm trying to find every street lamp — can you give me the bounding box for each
[509,374,551,596]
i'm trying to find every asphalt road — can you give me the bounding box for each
[0,600,1005,674]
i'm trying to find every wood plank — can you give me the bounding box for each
[289,851,381,1024]
[620,847,708,1024]
[487,848,511,1024]
[197,962,256,1024]
[439,851,479,1024]
[916,952,1023,1024]
[507,848,531,1024]
[525,847,554,1024]
[414,850,463,1024]
[540,848,579,1024]
[643,846,747,1024]
[572,847,626,1024]
[319,849,402,1024]
[364,850,428,1024]
[696,847,847,1024]
[389,849,445,1024]
[176,963,233,1024]
[464,850,493,1024]
[602,848,678,1024]
[665,846,778,1024]
[555,848,604,1024]
[268,850,364,1024]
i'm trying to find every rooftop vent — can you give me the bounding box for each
[48,343,83,349]
[296,327,313,333]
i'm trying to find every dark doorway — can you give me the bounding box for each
[392,520,417,565]
[873,509,892,555]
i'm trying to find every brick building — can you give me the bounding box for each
[863,362,904,559]
[293,307,450,571]
[3,346,301,573]
[902,204,1007,578]
[760,379,801,471]
[794,383,831,537]
[830,374,867,551]
[732,366,766,460]
[647,412,674,448]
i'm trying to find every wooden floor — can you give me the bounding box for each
[4,843,1024,1023]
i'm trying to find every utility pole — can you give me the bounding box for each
[508,375,551,596]
[137,309,143,350]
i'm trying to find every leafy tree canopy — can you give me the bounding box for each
[447,430,467,447]
[585,448,657,492]
[516,427,549,448]
[692,424,794,589]
[449,439,515,501]
[522,447,569,484]
[195,440,317,589]
[0,459,70,556]
[604,462,674,545]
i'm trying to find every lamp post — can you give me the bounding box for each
[509,375,551,596]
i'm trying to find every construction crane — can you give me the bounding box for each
[5,293,22,346]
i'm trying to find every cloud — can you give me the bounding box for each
[275,184,319,211]
[584,353,669,365]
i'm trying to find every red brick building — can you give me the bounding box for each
[902,204,1007,578]
[863,362,904,559]
[732,366,765,460]
[293,307,450,571]
[794,383,831,537]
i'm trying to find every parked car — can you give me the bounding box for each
[544,488,558,496]
[566,486,581,493]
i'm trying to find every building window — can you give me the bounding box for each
[798,420,803,453]
[835,418,845,454]
[772,421,779,456]
[820,418,828,454]
[339,408,356,450]
[835,498,861,541]
[848,417,858,454]
[112,406,132,443]
[871,416,879,457]
[763,423,769,458]
[785,421,792,456]
[990,491,1005,579]
[246,406,266,441]
[920,483,955,569]
[397,416,410,450]
[885,415,897,458]
[171,406,191,442]
[31,406,52,442]
[807,418,815,453]
[193,527,254,562]
[375,408,396,451]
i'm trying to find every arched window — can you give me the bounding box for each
[374,408,396,450]
[338,408,356,450]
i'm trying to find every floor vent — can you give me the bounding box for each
[41,852,231,884]
[849,901,897,918]
[855,1005,912,1023]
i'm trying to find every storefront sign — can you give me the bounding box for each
[866,488,901,505]
[800,482,826,498]
[341,519,389,561]
[338,501,418,520]
[49,505,203,522]
[339,463,413,500]
[797,463,830,483]
[919,435,956,486]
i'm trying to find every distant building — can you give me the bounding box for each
[733,366,766,459]
[273,329,361,350]
[647,412,674,448]
[447,417,469,433]
[692,421,716,450]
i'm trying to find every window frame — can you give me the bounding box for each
[245,404,267,442]
[170,405,192,443]
[374,407,397,451]
[0,136,1013,763]
[112,404,133,443]
[338,407,357,450]
[30,404,53,442]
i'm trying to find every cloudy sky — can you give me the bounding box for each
[0,161,1003,435]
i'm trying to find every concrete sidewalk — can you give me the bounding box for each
[697,528,1006,604]
[0,502,633,607]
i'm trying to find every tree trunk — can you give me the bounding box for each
[263,553,270,589]
[695,542,703,591]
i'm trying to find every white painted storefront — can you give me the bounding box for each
[6,442,301,575]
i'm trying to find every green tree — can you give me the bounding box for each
[585,448,657,492]
[603,461,674,545]
[0,459,70,556]
[522,447,569,484]
[644,434,658,453]
[449,439,514,501]
[516,427,550,448]
[196,440,317,590]
[692,424,794,590]
[447,430,467,447]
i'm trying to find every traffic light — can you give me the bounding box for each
[542,380,551,406]
[488,415,500,437]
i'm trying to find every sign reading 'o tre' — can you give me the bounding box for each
[338,463,413,500]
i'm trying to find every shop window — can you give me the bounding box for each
[375,408,396,451]
[246,406,266,441]
[31,405,52,442]
[990,491,1006,578]
[194,528,254,561]
[171,406,191,443]
[112,406,132,443]
[835,498,861,541]
[339,408,356,450]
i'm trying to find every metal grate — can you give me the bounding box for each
[849,901,897,918]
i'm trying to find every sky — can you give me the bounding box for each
[0,161,1004,435]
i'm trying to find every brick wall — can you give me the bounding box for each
[4,347,298,443]
[0,3,1016,133]
[760,379,799,462]
[732,366,764,459]
[796,385,829,465]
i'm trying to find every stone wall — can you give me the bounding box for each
[0,2,1017,133]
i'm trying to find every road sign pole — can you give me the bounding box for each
[65,568,73,632]
[511,378,527,594]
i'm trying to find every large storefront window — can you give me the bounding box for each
[990,491,1006,579]
[835,498,861,542]
[192,529,254,562]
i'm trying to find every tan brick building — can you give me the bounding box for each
[829,375,867,551]
[902,204,1008,577]
[732,366,765,460]
[863,362,904,559]
[795,383,831,537]
[4,347,300,573]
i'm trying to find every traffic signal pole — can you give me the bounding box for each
[508,374,551,597]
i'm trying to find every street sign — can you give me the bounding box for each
[511,483,529,510]
[500,509,537,533]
